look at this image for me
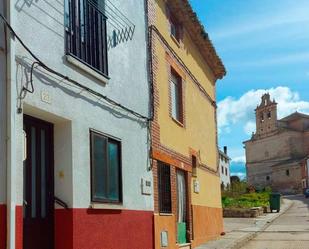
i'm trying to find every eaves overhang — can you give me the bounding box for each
[166,0,226,80]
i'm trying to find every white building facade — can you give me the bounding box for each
[0,1,154,248]
[219,147,231,188]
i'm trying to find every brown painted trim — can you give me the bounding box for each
[165,0,226,79]
[165,52,186,79]
[152,148,192,173]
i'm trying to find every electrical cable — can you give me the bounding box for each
[149,25,217,108]
[0,13,151,122]
[23,61,39,93]
[105,0,135,26]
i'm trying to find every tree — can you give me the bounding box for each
[230,175,240,183]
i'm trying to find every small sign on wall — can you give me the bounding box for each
[193,179,200,193]
[41,90,52,104]
[141,178,152,195]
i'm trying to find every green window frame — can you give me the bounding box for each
[90,130,122,203]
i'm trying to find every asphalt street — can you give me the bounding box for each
[241,195,309,249]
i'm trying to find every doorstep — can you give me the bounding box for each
[178,243,191,249]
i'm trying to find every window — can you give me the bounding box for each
[286,169,290,176]
[65,0,108,76]
[169,13,181,42]
[221,166,224,174]
[267,111,271,119]
[302,180,306,188]
[90,131,122,203]
[225,168,228,176]
[260,113,264,122]
[158,162,172,213]
[170,69,183,123]
[266,176,270,181]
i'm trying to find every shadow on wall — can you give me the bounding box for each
[15,0,65,38]
[14,0,135,48]
[15,55,148,128]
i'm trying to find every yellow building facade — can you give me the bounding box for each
[148,0,226,248]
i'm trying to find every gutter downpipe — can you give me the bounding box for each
[5,0,17,247]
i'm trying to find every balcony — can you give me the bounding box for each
[65,0,108,77]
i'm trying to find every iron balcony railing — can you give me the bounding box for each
[66,0,108,77]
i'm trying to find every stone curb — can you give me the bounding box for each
[226,199,294,249]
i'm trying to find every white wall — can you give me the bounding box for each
[8,0,153,211]
[219,156,230,187]
[0,0,6,205]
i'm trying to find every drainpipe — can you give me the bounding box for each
[5,0,17,247]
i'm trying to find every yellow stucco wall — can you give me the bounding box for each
[155,0,216,97]
[154,0,222,209]
[192,169,222,207]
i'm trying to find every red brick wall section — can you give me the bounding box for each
[0,205,6,249]
[153,160,159,213]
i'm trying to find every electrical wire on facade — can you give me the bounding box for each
[147,24,220,174]
[0,13,150,122]
[0,12,155,172]
[148,25,217,108]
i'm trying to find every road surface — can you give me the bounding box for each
[241,195,309,249]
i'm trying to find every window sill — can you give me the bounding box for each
[159,213,173,216]
[170,34,181,48]
[90,203,124,210]
[171,117,184,127]
[66,55,109,85]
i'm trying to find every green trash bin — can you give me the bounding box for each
[269,193,281,213]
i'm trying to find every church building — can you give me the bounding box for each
[244,94,309,193]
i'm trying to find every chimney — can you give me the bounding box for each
[224,146,227,155]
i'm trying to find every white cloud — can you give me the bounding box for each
[232,156,246,164]
[218,86,309,135]
[244,121,256,136]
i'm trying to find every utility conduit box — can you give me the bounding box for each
[141,178,152,195]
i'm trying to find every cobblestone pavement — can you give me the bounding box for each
[241,195,309,249]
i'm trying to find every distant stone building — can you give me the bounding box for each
[219,146,231,189]
[244,93,309,193]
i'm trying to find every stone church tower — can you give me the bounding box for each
[255,93,278,136]
[245,93,309,193]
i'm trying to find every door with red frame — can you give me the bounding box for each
[23,115,54,249]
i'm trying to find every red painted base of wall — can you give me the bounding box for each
[55,209,154,249]
[15,206,23,249]
[0,205,6,249]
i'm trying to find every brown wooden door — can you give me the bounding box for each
[23,115,54,249]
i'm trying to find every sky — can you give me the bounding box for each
[189,0,309,178]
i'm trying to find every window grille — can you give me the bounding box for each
[158,162,172,213]
[65,0,108,76]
